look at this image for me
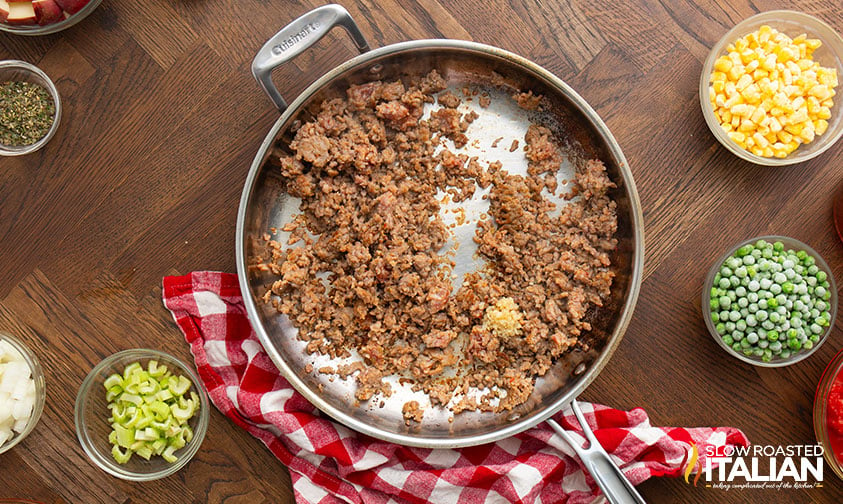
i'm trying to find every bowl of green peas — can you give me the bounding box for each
[703,236,837,367]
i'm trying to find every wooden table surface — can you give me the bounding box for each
[1,0,842,503]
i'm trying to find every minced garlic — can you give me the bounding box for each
[483,297,524,338]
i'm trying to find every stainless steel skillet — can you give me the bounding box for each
[237,5,645,503]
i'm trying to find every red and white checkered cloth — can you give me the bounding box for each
[163,272,748,504]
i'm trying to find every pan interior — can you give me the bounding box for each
[241,45,638,445]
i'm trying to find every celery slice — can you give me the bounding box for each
[112,445,132,464]
[122,362,142,381]
[150,401,170,421]
[171,403,192,422]
[135,446,153,460]
[161,445,178,463]
[169,376,191,396]
[119,393,142,406]
[114,424,135,448]
[151,438,167,455]
[155,389,173,402]
[104,374,123,390]
[105,385,123,402]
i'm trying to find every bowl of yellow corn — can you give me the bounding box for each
[701,10,843,166]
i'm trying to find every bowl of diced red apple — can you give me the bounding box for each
[0,0,101,35]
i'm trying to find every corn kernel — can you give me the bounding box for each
[815,119,829,136]
[731,104,749,116]
[728,131,746,143]
[764,132,777,144]
[777,131,793,144]
[808,84,830,101]
[798,59,814,71]
[736,74,753,91]
[784,123,803,136]
[715,57,733,73]
[739,119,756,132]
[725,81,738,96]
[790,107,809,124]
[799,126,815,143]
[817,106,831,120]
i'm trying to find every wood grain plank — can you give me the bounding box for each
[109,0,199,69]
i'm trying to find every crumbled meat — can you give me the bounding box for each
[402,401,424,425]
[261,70,618,414]
[513,91,541,110]
[438,90,461,108]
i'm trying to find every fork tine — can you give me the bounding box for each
[571,398,600,448]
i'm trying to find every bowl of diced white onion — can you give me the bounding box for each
[0,332,46,454]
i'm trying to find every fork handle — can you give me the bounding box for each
[547,401,646,504]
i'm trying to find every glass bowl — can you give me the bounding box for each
[0,60,61,156]
[814,347,843,481]
[699,10,843,166]
[0,0,102,36]
[74,349,209,481]
[0,332,46,455]
[701,235,837,367]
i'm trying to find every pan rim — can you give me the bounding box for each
[236,39,645,448]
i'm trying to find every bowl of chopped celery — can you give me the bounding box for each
[700,11,843,166]
[74,349,209,480]
[702,236,837,367]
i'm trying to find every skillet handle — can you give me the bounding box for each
[548,399,647,504]
[251,4,371,112]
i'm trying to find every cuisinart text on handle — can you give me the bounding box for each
[272,22,321,55]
